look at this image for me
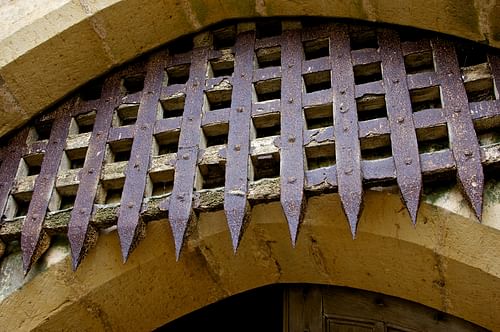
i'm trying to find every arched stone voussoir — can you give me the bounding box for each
[0,0,499,138]
[0,190,499,331]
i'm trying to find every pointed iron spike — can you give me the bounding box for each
[224,197,250,253]
[22,231,50,276]
[118,219,146,263]
[69,225,98,271]
[458,172,484,222]
[340,193,362,240]
[281,196,305,247]
[399,182,421,226]
[169,211,196,261]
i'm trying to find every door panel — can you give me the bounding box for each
[285,286,488,332]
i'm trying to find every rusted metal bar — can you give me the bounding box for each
[0,128,29,220]
[330,24,363,237]
[117,53,166,262]
[489,53,500,98]
[21,102,73,274]
[378,29,422,224]
[223,28,255,251]
[166,46,209,259]
[280,26,306,245]
[67,74,122,270]
[432,38,484,220]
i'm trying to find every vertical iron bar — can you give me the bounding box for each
[330,24,364,236]
[0,128,29,219]
[67,74,122,270]
[224,27,255,251]
[432,38,484,220]
[118,53,166,262]
[489,53,500,99]
[379,29,422,224]
[280,26,306,245]
[21,102,73,273]
[167,45,209,259]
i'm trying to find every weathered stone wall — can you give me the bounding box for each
[0,0,499,137]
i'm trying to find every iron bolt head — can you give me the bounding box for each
[393,79,399,84]
[405,158,412,165]
[464,150,473,157]
[128,202,134,208]
[288,136,296,143]
[288,176,297,184]
[237,107,243,113]
[288,98,294,104]
[344,168,353,175]
[396,116,404,124]
[182,154,189,160]
[234,144,241,151]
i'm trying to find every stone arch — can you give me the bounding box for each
[0,0,499,137]
[1,191,499,331]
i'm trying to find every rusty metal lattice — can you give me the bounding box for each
[1,20,500,273]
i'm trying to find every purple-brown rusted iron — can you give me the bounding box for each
[117,53,166,262]
[0,128,29,220]
[21,103,73,274]
[330,24,363,237]
[67,74,122,270]
[432,39,484,221]
[280,28,306,245]
[0,20,498,270]
[167,47,209,259]
[379,29,422,224]
[224,30,255,251]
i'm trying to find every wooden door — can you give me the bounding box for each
[284,286,488,332]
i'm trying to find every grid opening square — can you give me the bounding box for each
[303,38,329,60]
[212,25,236,50]
[6,193,32,219]
[256,20,282,39]
[473,115,500,147]
[410,86,442,112]
[18,153,45,177]
[107,139,133,163]
[404,51,435,74]
[306,143,336,170]
[153,131,179,156]
[199,164,226,189]
[465,77,495,102]
[160,94,185,119]
[61,148,87,170]
[80,79,103,101]
[353,62,382,85]
[254,79,281,102]
[98,179,125,205]
[416,125,450,154]
[168,35,194,55]
[73,110,96,134]
[122,75,145,95]
[456,43,489,67]
[166,64,190,85]
[251,152,280,180]
[49,186,78,211]
[350,28,378,50]
[148,170,175,197]
[360,133,392,160]
[205,87,232,111]
[31,120,53,141]
[303,71,331,93]
[203,123,229,147]
[256,47,281,68]
[356,95,388,121]
[253,113,280,138]
[113,104,139,127]
[304,104,333,129]
[209,57,235,77]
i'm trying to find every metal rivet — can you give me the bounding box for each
[405,158,412,165]
[288,64,293,68]
[288,98,294,104]
[454,108,461,113]
[237,107,243,113]
[193,82,198,87]
[188,116,193,122]
[344,168,353,175]
[288,177,297,184]
[128,202,134,208]
[234,144,241,151]
[79,209,86,215]
[182,154,189,160]
[464,150,473,157]
[177,194,185,201]
[241,73,245,78]
[340,90,346,95]
[141,125,147,130]
[396,116,404,124]
[288,136,296,143]
[393,79,399,84]
[32,214,39,220]
[88,168,94,174]
[343,125,349,132]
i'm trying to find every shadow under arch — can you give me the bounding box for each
[0,190,499,331]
